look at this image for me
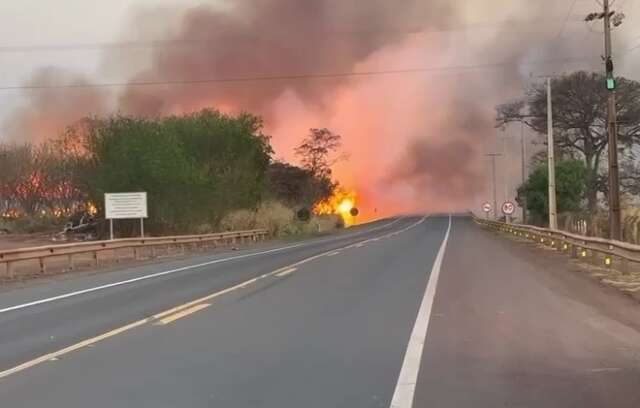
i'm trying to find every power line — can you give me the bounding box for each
[0,56,598,92]
[556,0,579,39]
[0,19,590,54]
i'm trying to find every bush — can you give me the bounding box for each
[220,201,342,238]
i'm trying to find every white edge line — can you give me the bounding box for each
[0,243,304,314]
[0,216,406,315]
[389,214,452,408]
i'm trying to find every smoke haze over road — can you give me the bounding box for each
[3,0,631,216]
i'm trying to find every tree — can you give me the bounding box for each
[497,71,640,211]
[517,160,586,225]
[294,128,344,178]
[75,109,273,234]
[266,161,334,207]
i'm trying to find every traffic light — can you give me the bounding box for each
[606,57,616,91]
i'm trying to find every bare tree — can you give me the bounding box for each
[294,128,345,178]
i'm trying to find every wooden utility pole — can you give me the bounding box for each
[586,0,624,240]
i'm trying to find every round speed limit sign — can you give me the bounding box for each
[501,201,515,216]
[481,202,492,213]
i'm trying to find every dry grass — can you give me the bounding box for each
[220,201,342,237]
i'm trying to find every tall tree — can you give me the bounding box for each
[294,128,344,178]
[497,71,640,211]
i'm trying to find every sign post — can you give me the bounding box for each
[481,202,492,219]
[501,201,515,224]
[105,192,148,240]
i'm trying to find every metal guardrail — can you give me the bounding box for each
[473,215,640,274]
[0,229,268,278]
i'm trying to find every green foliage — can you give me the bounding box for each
[517,160,586,225]
[78,109,273,234]
[1,109,343,237]
[266,161,334,207]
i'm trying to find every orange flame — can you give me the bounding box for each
[313,188,358,226]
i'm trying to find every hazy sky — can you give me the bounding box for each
[3,0,640,216]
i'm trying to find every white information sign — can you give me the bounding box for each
[105,192,148,219]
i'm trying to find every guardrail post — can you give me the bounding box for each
[620,257,630,274]
[67,254,74,271]
[93,251,99,268]
[6,261,14,278]
[38,257,46,274]
[590,248,599,265]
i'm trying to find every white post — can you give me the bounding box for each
[547,77,558,230]
[109,219,114,240]
[140,218,145,238]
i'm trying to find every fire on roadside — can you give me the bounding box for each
[313,188,358,226]
[1,209,21,219]
[87,202,98,216]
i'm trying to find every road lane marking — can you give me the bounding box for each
[325,251,341,257]
[0,243,305,315]
[155,303,210,325]
[0,318,151,380]
[0,216,427,380]
[275,267,297,277]
[389,215,452,408]
[0,217,406,315]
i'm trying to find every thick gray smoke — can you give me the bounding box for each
[2,0,617,213]
[118,0,455,117]
[388,102,491,204]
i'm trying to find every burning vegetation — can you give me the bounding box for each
[0,110,348,237]
[314,188,358,226]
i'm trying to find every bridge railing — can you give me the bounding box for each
[472,215,640,274]
[0,229,268,278]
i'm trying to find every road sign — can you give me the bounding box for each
[105,192,148,219]
[501,201,515,216]
[105,192,148,240]
[482,202,492,213]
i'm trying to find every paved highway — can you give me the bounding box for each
[0,215,639,407]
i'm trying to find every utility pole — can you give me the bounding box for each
[547,78,558,230]
[499,135,512,224]
[485,153,502,220]
[586,0,624,240]
[520,121,527,224]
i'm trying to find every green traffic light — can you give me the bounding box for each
[606,77,616,91]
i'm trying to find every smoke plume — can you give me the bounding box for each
[2,0,617,216]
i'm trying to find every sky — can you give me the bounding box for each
[2,0,640,219]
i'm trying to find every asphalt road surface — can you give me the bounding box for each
[0,215,639,407]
